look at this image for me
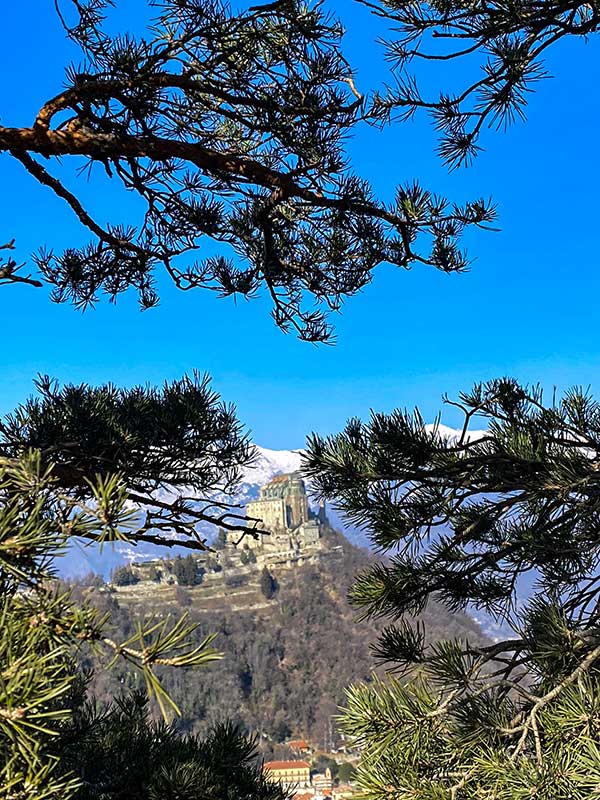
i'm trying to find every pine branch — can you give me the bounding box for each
[0,0,496,341]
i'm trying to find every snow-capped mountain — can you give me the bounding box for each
[59,444,354,578]
[243,445,371,550]
[58,432,516,641]
[58,424,486,578]
[242,445,304,488]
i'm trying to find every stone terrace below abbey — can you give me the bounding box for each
[112,472,343,617]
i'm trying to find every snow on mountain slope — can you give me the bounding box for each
[429,423,486,443]
[244,421,486,487]
[59,429,513,640]
[242,446,304,487]
[59,445,307,578]
[59,424,486,577]
[240,445,370,550]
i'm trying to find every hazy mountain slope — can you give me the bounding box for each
[75,528,488,753]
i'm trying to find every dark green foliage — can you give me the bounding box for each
[54,691,289,800]
[260,568,277,600]
[368,0,600,168]
[270,719,292,745]
[0,374,261,798]
[306,379,600,797]
[0,373,257,549]
[312,755,338,777]
[2,372,251,497]
[337,762,356,783]
[0,452,221,799]
[214,529,228,550]
[306,379,600,621]
[111,565,139,586]
[240,546,257,566]
[0,0,495,342]
[173,556,204,587]
[147,565,162,583]
[207,557,222,573]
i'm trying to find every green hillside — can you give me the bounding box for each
[72,529,486,754]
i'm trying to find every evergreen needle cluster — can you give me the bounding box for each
[305,379,600,798]
[0,0,495,342]
[0,394,285,799]
[364,0,600,168]
[2,0,600,798]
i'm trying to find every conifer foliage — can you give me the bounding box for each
[0,451,225,798]
[0,372,258,548]
[305,379,600,798]
[365,0,600,168]
[54,692,287,800]
[0,377,284,800]
[0,0,495,342]
[260,567,277,600]
[2,1,597,798]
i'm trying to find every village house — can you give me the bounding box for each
[312,768,333,793]
[262,758,359,799]
[287,738,311,755]
[263,760,311,790]
[332,785,356,799]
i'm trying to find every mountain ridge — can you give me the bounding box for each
[60,424,486,579]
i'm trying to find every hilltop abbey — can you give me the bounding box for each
[235,472,329,560]
[123,472,337,588]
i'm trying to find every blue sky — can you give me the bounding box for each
[1,2,598,449]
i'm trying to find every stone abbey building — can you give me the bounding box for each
[243,472,328,555]
[121,472,338,588]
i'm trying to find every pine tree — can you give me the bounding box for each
[0,451,227,798]
[173,555,203,586]
[0,380,282,799]
[2,3,595,797]
[260,567,276,600]
[53,691,289,800]
[0,372,258,549]
[214,529,228,551]
[111,565,139,586]
[366,0,600,168]
[305,379,600,798]
[0,0,495,342]
[241,545,257,566]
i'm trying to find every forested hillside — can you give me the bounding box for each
[68,531,486,753]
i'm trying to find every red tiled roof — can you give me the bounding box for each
[264,760,310,771]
